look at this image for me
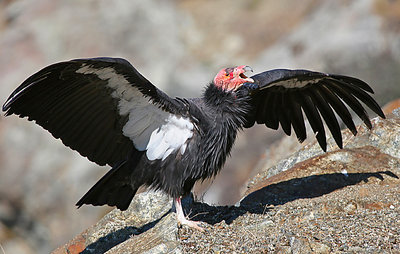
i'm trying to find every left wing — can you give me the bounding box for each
[243,69,385,151]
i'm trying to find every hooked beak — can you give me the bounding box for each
[239,66,254,83]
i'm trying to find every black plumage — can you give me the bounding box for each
[246,69,385,150]
[2,58,385,229]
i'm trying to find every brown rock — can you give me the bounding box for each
[383,98,400,114]
[51,231,88,254]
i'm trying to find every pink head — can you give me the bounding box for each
[213,65,254,91]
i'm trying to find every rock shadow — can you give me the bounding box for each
[78,170,397,253]
[186,170,398,225]
[79,210,170,254]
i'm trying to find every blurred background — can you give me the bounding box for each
[0,0,399,253]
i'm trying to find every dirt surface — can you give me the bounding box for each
[179,178,399,253]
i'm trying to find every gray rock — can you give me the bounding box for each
[290,236,312,254]
[50,112,400,253]
[79,190,176,254]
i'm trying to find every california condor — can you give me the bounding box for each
[2,57,385,230]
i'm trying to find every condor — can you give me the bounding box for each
[3,57,385,230]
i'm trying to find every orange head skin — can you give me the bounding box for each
[213,65,254,91]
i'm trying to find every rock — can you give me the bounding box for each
[309,241,331,254]
[343,202,357,214]
[383,98,400,114]
[290,236,314,254]
[105,214,180,254]
[51,111,400,253]
[53,190,177,254]
[243,110,400,202]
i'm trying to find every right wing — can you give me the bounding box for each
[3,57,187,166]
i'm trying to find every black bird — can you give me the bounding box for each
[3,57,385,229]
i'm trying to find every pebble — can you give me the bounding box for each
[344,202,357,213]
[260,219,275,227]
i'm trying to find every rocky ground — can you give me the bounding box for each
[52,111,400,253]
[1,0,400,253]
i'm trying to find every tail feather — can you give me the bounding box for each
[76,160,137,211]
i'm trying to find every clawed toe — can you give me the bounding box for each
[177,216,204,231]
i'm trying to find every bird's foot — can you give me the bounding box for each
[175,197,204,231]
[177,213,204,231]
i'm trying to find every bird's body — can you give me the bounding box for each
[3,57,385,229]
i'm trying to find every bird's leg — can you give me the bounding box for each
[174,197,204,231]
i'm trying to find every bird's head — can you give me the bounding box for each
[213,65,254,91]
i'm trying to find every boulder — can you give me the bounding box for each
[53,110,400,253]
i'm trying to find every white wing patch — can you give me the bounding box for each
[146,115,193,161]
[267,78,322,89]
[76,64,194,161]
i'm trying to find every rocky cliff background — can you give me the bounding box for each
[0,0,399,253]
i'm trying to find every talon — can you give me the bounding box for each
[177,216,204,231]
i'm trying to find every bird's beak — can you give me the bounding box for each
[239,66,254,83]
[243,66,253,73]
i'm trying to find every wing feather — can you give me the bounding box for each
[297,93,327,149]
[330,74,374,93]
[309,88,343,149]
[245,69,385,151]
[255,92,272,124]
[331,78,385,118]
[277,92,292,136]
[318,83,357,135]
[287,92,306,142]
[261,93,279,129]
[326,81,373,129]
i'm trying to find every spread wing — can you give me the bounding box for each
[243,69,385,151]
[3,57,188,166]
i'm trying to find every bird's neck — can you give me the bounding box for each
[192,84,251,179]
[203,83,251,130]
